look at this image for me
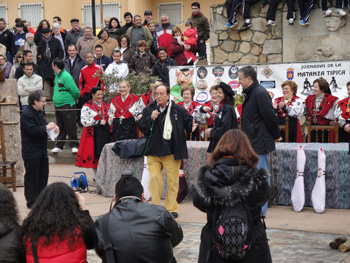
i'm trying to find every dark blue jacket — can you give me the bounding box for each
[241,80,280,154]
[94,55,112,71]
[20,105,48,159]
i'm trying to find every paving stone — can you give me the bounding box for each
[86,223,350,263]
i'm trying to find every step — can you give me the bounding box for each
[48,150,77,164]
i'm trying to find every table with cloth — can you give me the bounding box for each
[95,141,350,209]
[95,141,209,197]
[271,143,350,209]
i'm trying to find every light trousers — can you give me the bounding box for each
[147,155,181,213]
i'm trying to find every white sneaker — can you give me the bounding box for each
[324,9,332,16]
[51,147,63,153]
[266,20,275,26]
[288,18,294,25]
[335,8,346,16]
[72,147,79,153]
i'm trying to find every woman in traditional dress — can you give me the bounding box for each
[178,85,200,140]
[75,87,110,174]
[335,81,350,142]
[108,80,139,141]
[205,82,238,153]
[198,85,223,128]
[304,77,338,142]
[272,80,304,142]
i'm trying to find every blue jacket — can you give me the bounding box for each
[94,54,112,71]
[12,32,26,57]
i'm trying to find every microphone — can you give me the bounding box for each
[155,105,161,113]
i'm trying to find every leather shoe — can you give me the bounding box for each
[171,212,178,218]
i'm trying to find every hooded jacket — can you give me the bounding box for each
[193,157,272,263]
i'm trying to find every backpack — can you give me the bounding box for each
[212,200,253,260]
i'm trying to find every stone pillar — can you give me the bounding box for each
[0,79,24,186]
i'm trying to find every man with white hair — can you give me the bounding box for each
[155,14,174,56]
[52,23,66,58]
[18,33,37,63]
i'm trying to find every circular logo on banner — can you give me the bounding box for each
[228,66,239,79]
[212,66,224,77]
[196,92,209,103]
[197,79,208,91]
[268,91,274,99]
[197,67,208,79]
[228,80,240,90]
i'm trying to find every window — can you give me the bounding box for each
[18,3,43,27]
[0,5,7,23]
[82,2,120,27]
[158,2,183,25]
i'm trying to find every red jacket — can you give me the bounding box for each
[183,27,197,46]
[25,229,87,263]
[79,62,104,96]
[170,37,197,66]
[155,23,174,57]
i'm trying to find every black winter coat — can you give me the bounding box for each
[94,198,183,263]
[37,37,64,79]
[152,56,177,87]
[193,158,272,263]
[241,80,280,154]
[207,104,238,153]
[63,53,86,87]
[20,105,48,159]
[0,29,14,55]
[0,223,23,263]
[138,101,193,160]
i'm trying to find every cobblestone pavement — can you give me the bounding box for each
[87,222,350,263]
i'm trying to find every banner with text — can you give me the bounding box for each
[168,61,350,103]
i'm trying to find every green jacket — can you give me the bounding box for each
[187,13,210,42]
[53,69,80,107]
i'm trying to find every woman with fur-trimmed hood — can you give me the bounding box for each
[193,129,272,263]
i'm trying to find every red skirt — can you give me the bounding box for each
[75,127,99,169]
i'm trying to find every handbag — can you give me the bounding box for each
[112,137,147,159]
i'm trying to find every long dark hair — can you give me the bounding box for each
[21,182,93,250]
[0,183,20,229]
[37,19,51,32]
[208,129,259,168]
[108,17,121,29]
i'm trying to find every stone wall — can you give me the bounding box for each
[0,80,24,186]
[210,2,350,64]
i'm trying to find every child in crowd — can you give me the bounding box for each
[147,20,158,57]
[183,21,198,64]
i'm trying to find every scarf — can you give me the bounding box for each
[72,27,80,33]
[42,35,52,59]
[23,41,37,63]
[163,100,173,140]
[174,36,184,46]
